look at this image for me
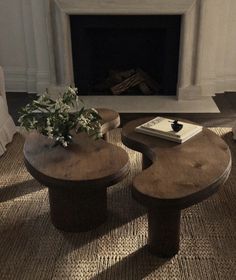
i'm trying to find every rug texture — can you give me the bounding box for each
[0,128,235,280]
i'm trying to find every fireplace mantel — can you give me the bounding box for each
[48,0,229,99]
[53,0,196,14]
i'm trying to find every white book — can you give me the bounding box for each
[135,117,202,143]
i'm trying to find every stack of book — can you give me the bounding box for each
[135,117,203,143]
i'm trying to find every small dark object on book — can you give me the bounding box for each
[171,120,183,132]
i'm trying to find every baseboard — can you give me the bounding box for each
[178,78,236,99]
[215,77,236,93]
[177,85,202,100]
[4,67,27,92]
[3,67,50,93]
[178,83,218,99]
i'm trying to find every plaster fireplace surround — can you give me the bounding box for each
[47,0,229,112]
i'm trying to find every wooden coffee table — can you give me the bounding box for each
[24,108,129,232]
[121,117,231,257]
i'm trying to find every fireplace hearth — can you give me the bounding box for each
[70,15,181,96]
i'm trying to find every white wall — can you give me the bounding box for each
[180,0,236,95]
[0,0,28,91]
[0,0,52,93]
[0,0,236,95]
[206,0,236,93]
[223,0,236,90]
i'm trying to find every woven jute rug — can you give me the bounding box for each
[0,128,235,280]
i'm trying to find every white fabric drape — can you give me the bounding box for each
[0,66,16,157]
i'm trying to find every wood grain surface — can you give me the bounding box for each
[122,117,232,209]
[24,108,128,189]
[96,108,120,134]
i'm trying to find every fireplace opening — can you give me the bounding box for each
[70,15,181,95]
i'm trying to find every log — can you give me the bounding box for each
[95,67,159,95]
[139,82,152,94]
[137,68,160,93]
[119,69,136,79]
[111,72,145,95]
[94,69,135,91]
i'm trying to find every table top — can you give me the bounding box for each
[96,108,120,134]
[24,108,129,189]
[121,117,232,209]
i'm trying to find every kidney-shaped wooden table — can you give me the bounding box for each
[24,108,129,232]
[121,117,231,257]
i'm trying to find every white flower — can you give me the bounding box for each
[55,135,69,147]
[45,118,54,138]
[35,94,51,106]
[90,108,98,114]
[62,141,68,147]
[19,86,101,148]
[78,115,89,127]
[55,99,70,112]
[46,127,54,139]
[46,118,51,126]
[29,118,38,129]
[68,86,77,96]
[18,115,24,123]
[37,94,46,103]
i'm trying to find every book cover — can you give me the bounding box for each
[135,117,202,143]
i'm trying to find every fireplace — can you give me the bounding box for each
[70,15,181,95]
[50,0,223,100]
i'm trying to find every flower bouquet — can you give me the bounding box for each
[18,87,102,147]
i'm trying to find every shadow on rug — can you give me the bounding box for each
[0,128,235,279]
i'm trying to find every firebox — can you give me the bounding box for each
[70,15,181,95]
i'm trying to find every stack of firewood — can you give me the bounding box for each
[94,68,159,95]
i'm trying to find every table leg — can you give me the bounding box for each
[48,186,107,232]
[102,132,109,141]
[142,154,152,170]
[147,207,181,258]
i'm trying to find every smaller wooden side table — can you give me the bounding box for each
[24,108,129,232]
[122,117,231,257]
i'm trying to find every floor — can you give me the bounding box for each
[6,91,236,128]
[3,92,236,278]
[1,127,235,279]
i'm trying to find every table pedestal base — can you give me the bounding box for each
[48,186,107,232]
[148,208,181,258]
[142,155,152,170]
